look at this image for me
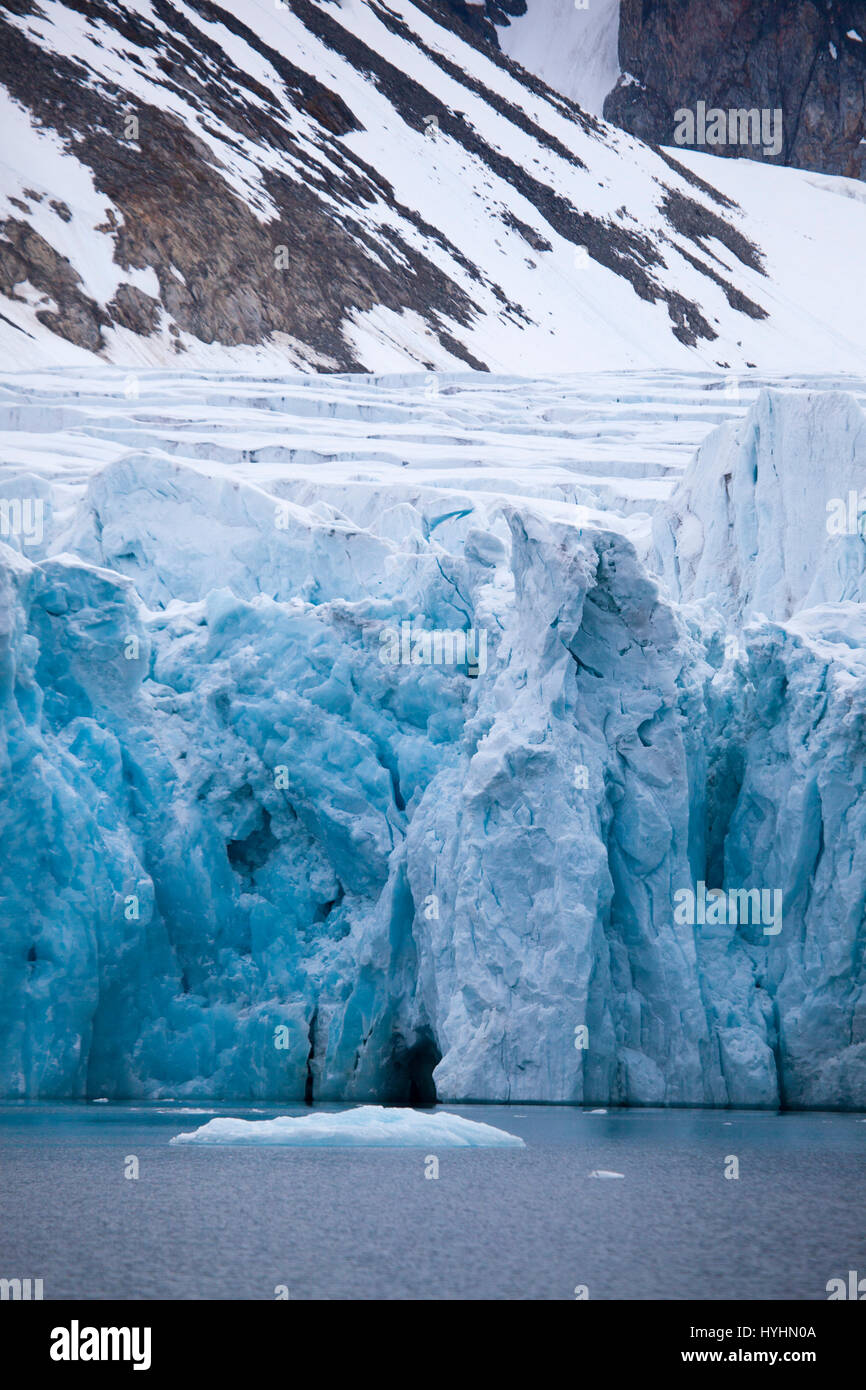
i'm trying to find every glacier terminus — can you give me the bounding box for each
[1,368,864,1112]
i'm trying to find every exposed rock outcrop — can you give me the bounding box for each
[605,0,866,179]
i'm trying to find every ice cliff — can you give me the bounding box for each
[653,388,866,624]
[1,374,864,1107]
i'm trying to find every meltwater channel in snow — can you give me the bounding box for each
[170,1105,525,1146]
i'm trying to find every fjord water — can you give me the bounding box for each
[1,1105,863,1300]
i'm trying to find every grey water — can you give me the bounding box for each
[1,1104,864,1300]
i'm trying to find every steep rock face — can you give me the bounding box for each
[605,0,866,179]
[431,0,526,47]
[0,0,483,370]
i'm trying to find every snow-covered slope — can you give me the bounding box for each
[2,0,866,373]
[2,367,865,1108]
[497,0,621,118]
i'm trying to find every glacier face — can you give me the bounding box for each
[653,389,866,625]
[1,370,865,1107]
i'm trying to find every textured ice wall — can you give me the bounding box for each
[699,605,866,1109]
[0,478,721,1103]
[1,381,865,1106]
[653,389,866,624]
[655,390,866,1109]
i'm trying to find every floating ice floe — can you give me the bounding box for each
[589,1170,624,1179]
[170,1106,525,1148]
[156,1107,214,1115]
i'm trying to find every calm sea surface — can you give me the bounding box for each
[1,1104,863,1300]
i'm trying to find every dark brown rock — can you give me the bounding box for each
[0,218,108,351]
[107,283,161,336]
[605,1,866,179]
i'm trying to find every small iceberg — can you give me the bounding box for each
[156,1107,214,1115]
[170,1105,525,1148]
[589,1169,624,1179]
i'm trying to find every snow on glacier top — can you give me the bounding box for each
[3,367,866,582]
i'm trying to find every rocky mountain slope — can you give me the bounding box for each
[1,0,866,372]
[495,0,621,119]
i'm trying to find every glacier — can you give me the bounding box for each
[1,369,865,1108]
[653,388,866,624]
